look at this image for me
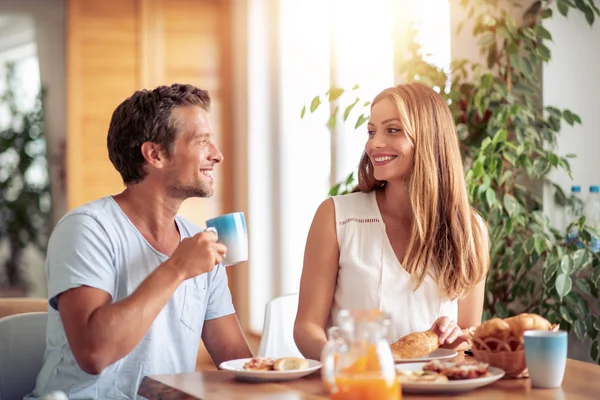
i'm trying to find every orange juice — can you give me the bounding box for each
[329,373,401,400]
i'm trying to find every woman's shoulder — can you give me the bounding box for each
[330,190,379,221]
[330,190,374,206]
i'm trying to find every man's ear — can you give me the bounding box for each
[140,142,168,169]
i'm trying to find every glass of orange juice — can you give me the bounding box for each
[321,310,401,400]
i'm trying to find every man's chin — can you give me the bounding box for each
[169,185,213,199]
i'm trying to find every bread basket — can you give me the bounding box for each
[470,324,560,378]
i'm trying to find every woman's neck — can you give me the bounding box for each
[377,181,412,223]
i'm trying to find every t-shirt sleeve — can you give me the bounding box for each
[204,264,235,320]
[46,213,116,310]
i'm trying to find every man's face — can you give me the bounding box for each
[162,106,224,199]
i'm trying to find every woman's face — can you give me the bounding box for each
[365,97,414,182]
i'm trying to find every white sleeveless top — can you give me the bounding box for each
[331,191,458,341]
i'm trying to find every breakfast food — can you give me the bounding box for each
[396,360,490,383]
[243,357,275,371]
[472,313,553,352]
[470,313,555,378]
[396,369,449,383]
[273,357,309,371]
[390,329,440,359]
[423,360,490,380]
[504,313,552,338]
[242,356,308,371]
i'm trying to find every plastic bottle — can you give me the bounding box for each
[583,185,600,253]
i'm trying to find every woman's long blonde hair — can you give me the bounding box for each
[357,82,489,299]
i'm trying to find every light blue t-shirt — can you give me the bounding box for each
[26,196,235,399]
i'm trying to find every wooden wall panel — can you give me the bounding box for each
[67,0,138,208]
[67,0,237,296]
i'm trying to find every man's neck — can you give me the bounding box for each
[112,184,182,243]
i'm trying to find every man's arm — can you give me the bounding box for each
[58,263,184,375]
[201,314,253,367]
[200,264,253,366]
[50,214,226,375]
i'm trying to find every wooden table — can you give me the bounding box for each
[138,359,600,400]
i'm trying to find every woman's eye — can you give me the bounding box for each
[388,128,401,134]
[367,130,375,136]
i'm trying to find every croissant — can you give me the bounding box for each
[504,313,552,338]
[473,318,511,341]
[390,329,439,359]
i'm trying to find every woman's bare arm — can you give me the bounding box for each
[294,199,340,361]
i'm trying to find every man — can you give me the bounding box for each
[27,84,253,399]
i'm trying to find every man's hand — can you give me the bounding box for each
[167,230,228,280]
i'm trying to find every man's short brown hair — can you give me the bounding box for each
[107,83,211,184]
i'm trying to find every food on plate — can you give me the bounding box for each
[423,360,490,380]
[242,356,309,371]
[242,357,275,371]
[273,357,309,371]
[396,369,449,383]
[397,360,490,383]
[390,329,440,359]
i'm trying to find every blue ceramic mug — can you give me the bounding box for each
[205,212,248,266]
[524,330,568,388]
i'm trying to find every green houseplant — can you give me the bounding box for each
[0,62,51,290]
[304,0,600,363]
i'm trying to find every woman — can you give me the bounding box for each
[294,83,490,361]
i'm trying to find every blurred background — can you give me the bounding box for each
[0,0,598,345]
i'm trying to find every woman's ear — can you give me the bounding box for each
[140,142,167,169]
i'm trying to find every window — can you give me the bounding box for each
[245,0,451,332]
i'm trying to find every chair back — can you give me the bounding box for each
[0,312,48,399]
[257,293,303,358]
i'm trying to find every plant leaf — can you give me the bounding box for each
[328,86,344,102]
[557,1,570,16]
[571,249,591,272]
[556,273,572,300]
[300,105,306,119]
[328,183,341,197]
[575,320,586,340]
[343,98,359,121]
[535,25,553,40]
[310,96,321,113]
[560,254,573,274]
[355,114,368,129]
[560,305,574,323]
[327,107,338,130]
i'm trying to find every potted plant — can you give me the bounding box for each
[0,62,51,293]
[304,0,600,362]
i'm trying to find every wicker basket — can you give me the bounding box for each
[470,325,559,379]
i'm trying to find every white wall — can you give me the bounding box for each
[543,11,600,230]
[542,7,600,363]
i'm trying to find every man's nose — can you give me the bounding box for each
[210,142,224,163]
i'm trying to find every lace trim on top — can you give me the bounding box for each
[338,217,380,226]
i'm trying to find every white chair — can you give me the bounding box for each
[0,312,48,400]
[257,293,304,358]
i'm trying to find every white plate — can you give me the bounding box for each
[394,348,457,363]
[219,358,322,382]
[395,362,505,394]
